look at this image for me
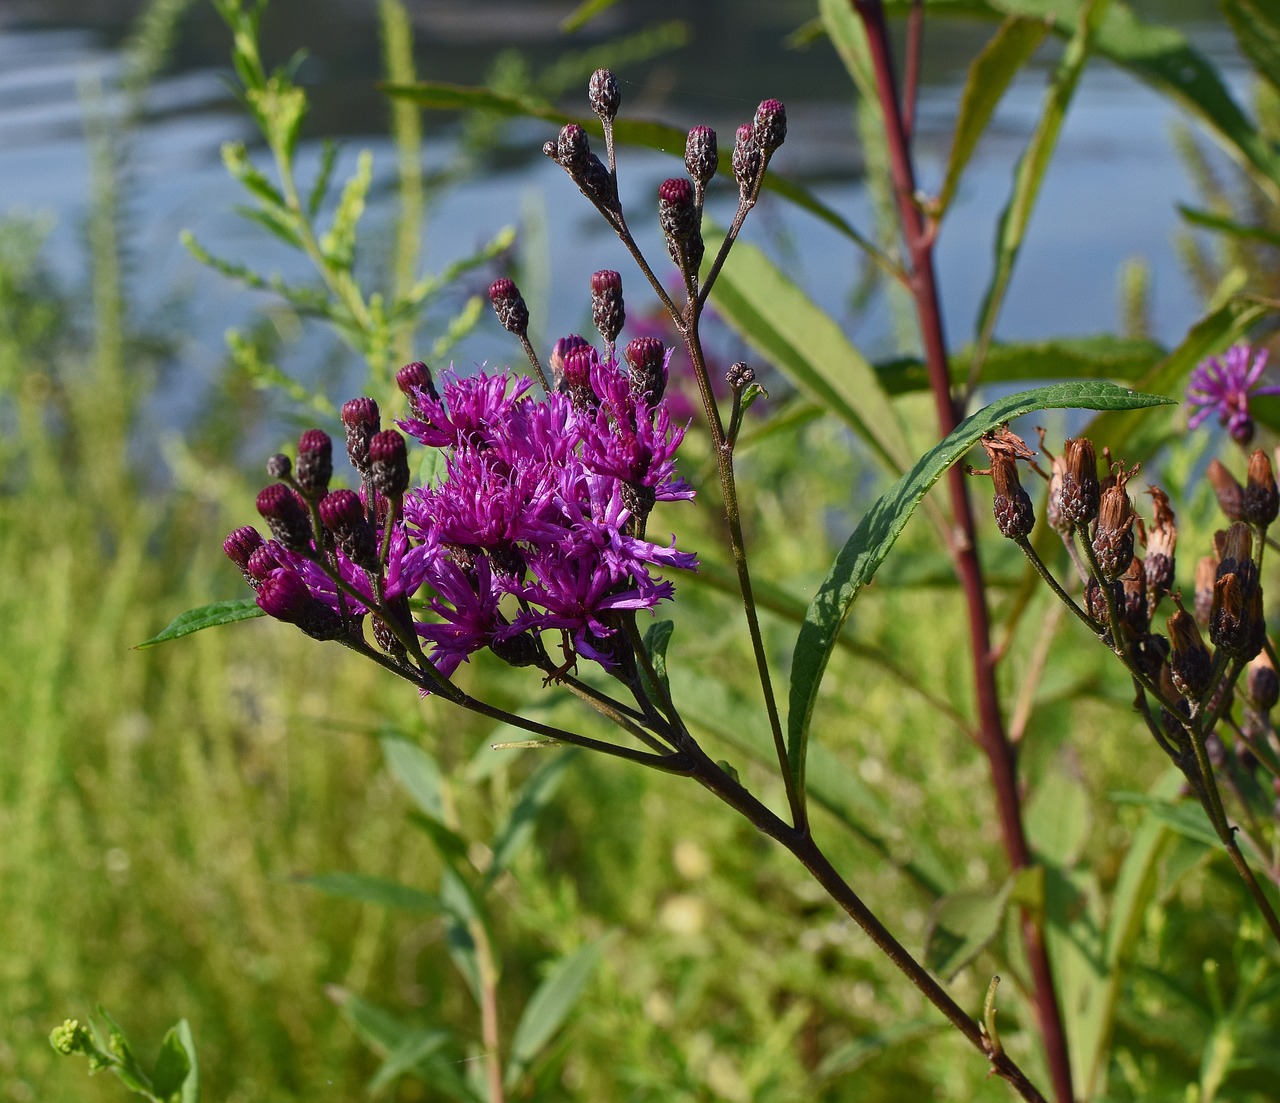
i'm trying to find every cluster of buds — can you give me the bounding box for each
[975,428,1280,822]
[543,69,785,293]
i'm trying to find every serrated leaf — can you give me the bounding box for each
[380,736,445,822]
[925,878,1015,980]
[486,752,576,886]
[938,15,1051,216]
[137,599,263,648]
[713,238,912,476]
[504,941,603,1090]
[151,1026,192,1101]
[787,382,1173,808]
[294,872,454,914]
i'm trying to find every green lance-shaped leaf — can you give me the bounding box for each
[640,619,674,700]
[925,877,1016,981]
[712,238,913,476]
[937,15,1051,218]
[485,750,577,887]
[293,871,457,914]
[137,598,263,648]
[504,940,604,1091]
[1220,0,1280,98]
[786,382,1173,808]
[973,0,1105,362]
[1178,205,1280,251]
[380,735,446,823]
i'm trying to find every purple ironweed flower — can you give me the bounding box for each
[238,349,697,693]
[1187,343,1280,445]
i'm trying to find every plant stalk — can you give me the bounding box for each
[850,3,1074,1099]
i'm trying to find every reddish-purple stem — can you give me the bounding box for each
[850,4,1074,1101]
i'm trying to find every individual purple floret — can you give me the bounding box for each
[1187,343,1280,445]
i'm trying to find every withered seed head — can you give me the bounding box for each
[1210,572,1265,659]
[1247,649,1280,712]
[1207,458,1245,521]
[990,454,1035,540]
[1092,483,1136,578]
[1244,448,1279,526]
[1120,556,1149,637]
[1167,609,1212,697]
[1216,521,1257,592]
[1142,486,1177,608]
[1194,555,1218,627]
[1059,438,1100,526]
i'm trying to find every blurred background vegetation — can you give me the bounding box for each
[3,1,1278,1101]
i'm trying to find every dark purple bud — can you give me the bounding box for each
[732,123,761,198]
[256,568,343,640]
[223,526,265,585]
[368,429,410,499]
[491,631,540,668]
[267,453,292,481]
[319,488,379,569]
[256,483,313,552]
[489,277,529,337]
[295,429,333,497]
[550,334,592,387]
[753,98,787,154]
[590,269,625,346]
[625,336,667,405]
[588,68,620,122]
[557,123,590,173]
[246,544,281,583]
[658,177,697,241]
[685,125,718,189]
[341,397,380,474]
[726,362,755,390]
[562,344,595,390]
[396,361,439,403]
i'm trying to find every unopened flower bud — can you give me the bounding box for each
[1085,576,1122,633]
[990,454,1035,540]
[578,153,619,214]
[590,269,625,346]
[551,334,592,388]
[1244,448,1279,526]
[732,123,761,198]
[685,125,718,189]
[341,397,380,475]
[1247,649,1280,712]
[556,123,590,172]
[491,631,541,668]
[246,544,281,583]
[625,335,666,404]
[1058,438,1100,526]
[588,68,620,122]
[726,361,755,390]
[753,98,787,154]
[267,452,292,481]
[257,568,343,640]
[396,361,439,404]
[224,526,265,586]
[319,489,379,570]
[368,430,409,499]
[295,429,333,497]
[1092,484,1135,578]
[489,277,529,338]
[658,177,702,272]
[256,483,313,552]
[561,343,598,410]
[1167,609,1212,697]
[1207,458,1244,521]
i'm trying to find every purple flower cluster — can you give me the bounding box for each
[226,342,696,690]
[1186,342,1280,445]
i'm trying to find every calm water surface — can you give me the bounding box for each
[0,0,1250,436]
